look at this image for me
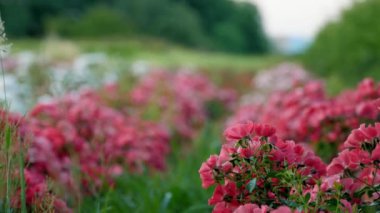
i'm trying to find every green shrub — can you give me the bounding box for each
[177,0,269,53]
[113,0,209,47]
[46,6,133,38]
[303,0,380,87]
[1,0,269,54]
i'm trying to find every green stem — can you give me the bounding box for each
[19,140,27,213]
[5,126,12,213]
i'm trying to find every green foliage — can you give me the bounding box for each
[303,0,380,87]
[46,6,132,38]
[0,0,84,36]
[0,5,31,37]
[177,0,269,53]
[0,0,269,53]
[79,123,220,213]
[212,21,246,52]
[113,0,206,46]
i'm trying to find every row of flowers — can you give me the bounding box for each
[2,93,170,212]
[228,76,380,160]
[1,69,236,212]
[200,121,380,212]
[201,69,380,212]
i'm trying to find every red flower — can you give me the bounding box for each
[199,151,234,189]
[209,181,239,206]
[270,206,293,213]
[372,144,380,161]
[224,121,255,142]
[54,199,73,213]
[254,124,276,137]
[234,204,269,213]
[199,155,218,188]
[327,150,364,176]
[344,123,380,149]
[340,199,353,212]
[355,99,380,119]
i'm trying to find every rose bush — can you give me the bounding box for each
[200,121,380,212]
[227,78,380,160]
[130,70,236,139]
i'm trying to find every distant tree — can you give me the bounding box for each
[176,0,269,53]
[46,6,132,38]
[114,0,206,46]
[232,3,268,53]
[303,0,380,85]
[0,0,269,53]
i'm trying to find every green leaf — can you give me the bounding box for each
[5,126,12,151]
[326,198,338,211]
[161,192,172,210]
[19,146,27,213]
[280,198,299,208]
[247,178,257,193]
[304,193,311,204]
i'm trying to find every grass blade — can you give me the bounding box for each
[5,125,12,213]
[18,138,26,213]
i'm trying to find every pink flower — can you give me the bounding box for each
[254,124,276,137]
[372,144,380,161]
[108,165,123,177]
[213,202,236,213]
[24,169,48,204]
[234,204,269,213]
[327,150,362,176]
[270,206,292,213]
[209,181,238,206]
[340,199,353,212]
[224,121,255,142]
[199,155,218,188]
[224,122,276,143]
[199,152,234,189]
[321,174,341,191]
[344,123,380,149]
[54,198,73,213]
[356,100,380,119]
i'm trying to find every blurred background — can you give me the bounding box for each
[0,0,378,110]
[1,0,379,119]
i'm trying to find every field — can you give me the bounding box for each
[1,39,379,213]
[12,39,283,72]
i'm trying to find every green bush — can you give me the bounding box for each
[1,0,269,54]
[116,0,206,46]
[46,6,133,38]
[0,5,31,37]
[212,21,246,52]
[303,0,380,86]
[177,0,269,53]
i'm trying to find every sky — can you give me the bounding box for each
[249,0,355,39]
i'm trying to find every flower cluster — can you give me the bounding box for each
[248,63,311,103]
[203,74,380,212]
[3,90,170,211]
[200,121,380,212]
[0,110,72,212]
[25,93,170,192]
[325,123,380,205]
[130,70,236,139]
[228,78,380,160]
[200,121,327,212]
[3,68,234,210]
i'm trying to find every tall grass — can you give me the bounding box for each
[0,15,27,213]
[79,122,221,213]
[18,137,27,213]
[4,125,12,213]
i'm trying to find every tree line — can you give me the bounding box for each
[0,0,269,54]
